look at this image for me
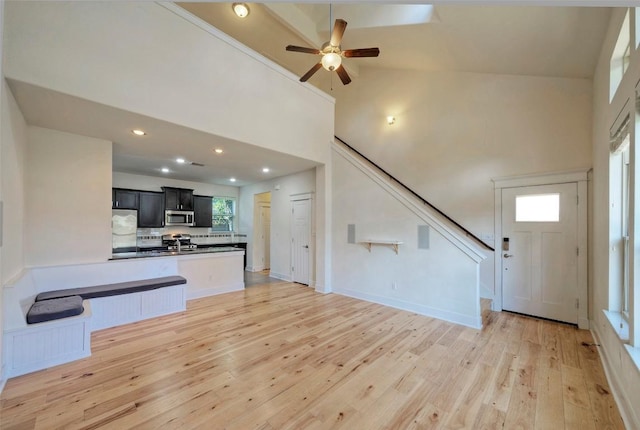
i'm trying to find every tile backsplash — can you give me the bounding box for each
[136,228,247,248]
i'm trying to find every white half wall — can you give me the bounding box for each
[332,148,482,328]
[25,127,112,267]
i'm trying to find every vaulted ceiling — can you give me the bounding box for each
[179,3,611,84]
[8,2,613,185]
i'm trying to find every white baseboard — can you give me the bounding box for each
[578,316,590,330]
[186,282,244,300]
[315,285,331,294]
[333,287,482,329]
[314,280,332,294]
[269,272,292,282]
[0,364,6,394]
[246,265,265,273]
[590,321,640,430]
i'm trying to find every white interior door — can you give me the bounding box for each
[502,183,578,324]
[292,199,310,285]
[260,205,271,270]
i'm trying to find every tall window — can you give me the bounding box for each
[212,197,236,232]
[610,9,630,101]
[611,114,631,320]
[622,143,631,319]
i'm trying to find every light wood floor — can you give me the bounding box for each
[0,281,625,429]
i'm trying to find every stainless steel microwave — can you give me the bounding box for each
[165,210,194,227]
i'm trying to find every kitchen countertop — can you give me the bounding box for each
[110,246,243,260]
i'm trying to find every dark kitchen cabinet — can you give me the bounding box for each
[112,188,139,209]
[193,195,212,228]
[138,191,164,228]
[163,187,194,211]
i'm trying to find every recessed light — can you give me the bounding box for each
[386,116,396,125]
[161,167,169,173]
[132,129,146,136]
[214,148,224,154]
[262,167,270,173]
[230,177,237,183]
[232,3,249,18]
[176,158,186,164]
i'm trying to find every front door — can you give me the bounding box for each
[502,183,578,324]
[291,199,311,285]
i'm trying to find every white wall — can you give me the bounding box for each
[25,127,112,267]
[332,148,481,328]
[3,1,334,165]
[112,172,239,199]
[239,169,315,281]
[0,0,6,388]
[331,68,593,300]
[590,8,640,429]
[1,82,26,284]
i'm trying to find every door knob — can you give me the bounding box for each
[304,245,309,249]
[503,253,513,258]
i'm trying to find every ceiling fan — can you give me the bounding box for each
[285,18,380,85]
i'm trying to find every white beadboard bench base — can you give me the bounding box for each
[3,285,185,378]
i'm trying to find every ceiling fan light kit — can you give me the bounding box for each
[285,18,379,85]
[321,52,341,71]
[232,3,249,18]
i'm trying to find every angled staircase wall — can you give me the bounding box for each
[331,140,490,328]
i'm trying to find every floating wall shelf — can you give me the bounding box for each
[360,240,403,255]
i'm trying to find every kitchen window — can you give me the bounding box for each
[212,197,236,232]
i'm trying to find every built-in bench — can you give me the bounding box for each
[3,259,187,378]
[34,275,187,302]
[27,276,186,324]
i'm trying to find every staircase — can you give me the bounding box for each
[331,137,492,329]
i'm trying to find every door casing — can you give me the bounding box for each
[493,170,589,329]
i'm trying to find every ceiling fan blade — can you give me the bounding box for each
[286,45,321,55]
[335,65,352,85]
[300,63,323,82]
[343,48,380,58]
[330,19,347,47]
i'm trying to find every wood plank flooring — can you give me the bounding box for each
[0,281,625,429]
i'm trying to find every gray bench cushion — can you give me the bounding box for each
[27,296,84,324]
[35,275,187,302]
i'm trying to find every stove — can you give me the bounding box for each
[162,233,197,251]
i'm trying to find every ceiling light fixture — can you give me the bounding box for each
[262,167,270,173]
[232,3,249,18]
[387,116,396,125]
[214,148,224,154]
[321,52,342,72]
[161,167,170,173]
[230,177,237,183]
[176,158,185,164]
[132,129,146,136]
